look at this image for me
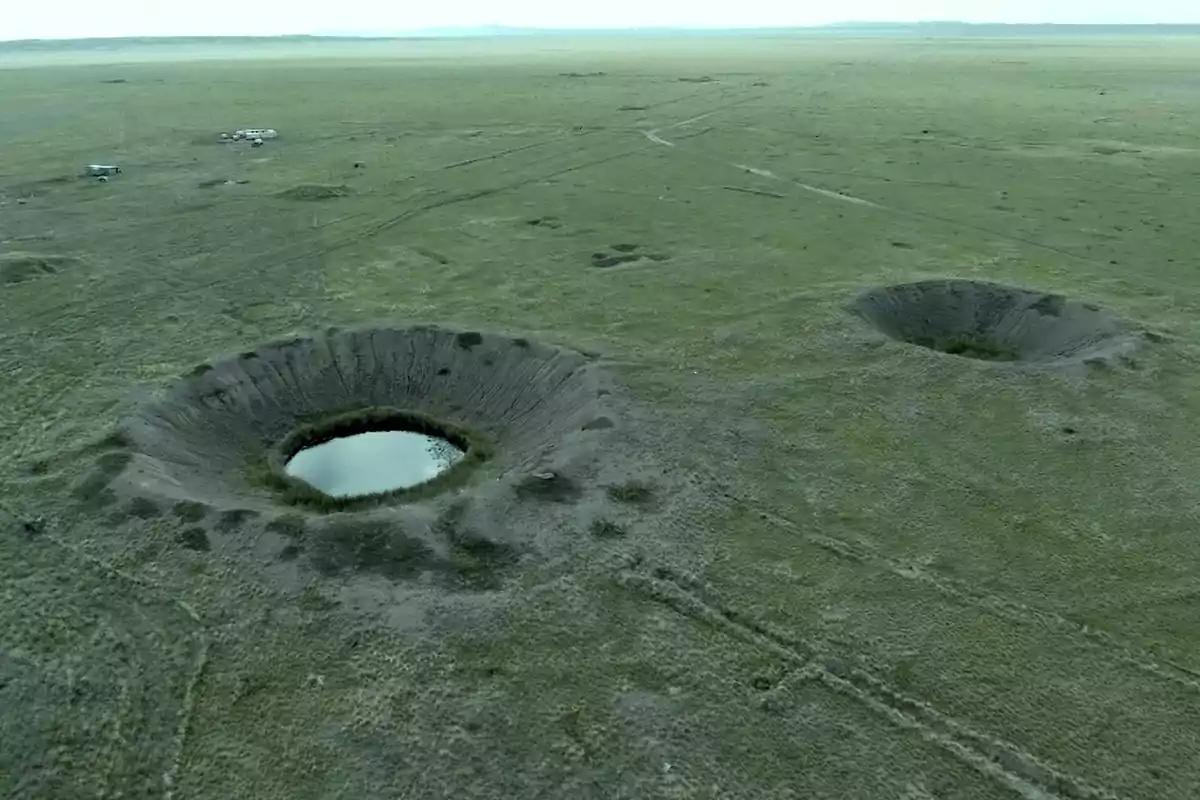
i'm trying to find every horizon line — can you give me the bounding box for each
[5,21,1200,44]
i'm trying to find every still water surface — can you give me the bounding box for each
[285,430,464,498]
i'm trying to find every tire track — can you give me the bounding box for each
[6,85,762,338]
[643,122,880,208]
[637,84,776,148]
[0,125,597,327]
[641,117,1138,270]
[745,502,1200,696]
[616,558,1123,800]
[3,141,633,338]
[819,667,1119,800]
[2,506,210,800]
[440,136,572,170]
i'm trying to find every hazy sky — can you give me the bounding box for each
[2,1,1197,40]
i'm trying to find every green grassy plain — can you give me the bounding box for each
[3,33,1200,798]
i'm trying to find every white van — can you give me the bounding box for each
[232,129,278,141]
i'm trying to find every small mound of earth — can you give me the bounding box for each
[1092,143,1141,156]
[79,326,655,609]
[590,244,670,269]
[277,184,350,201]
[851,279,1136,364]
[0,252,77,284]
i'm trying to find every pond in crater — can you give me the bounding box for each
[285,430,464,497]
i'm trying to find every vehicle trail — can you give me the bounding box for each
[731,162,880,207]
[643,111,721,147]
[646,120,881,208]
[6,88,768,333]
[618,559,1125,800]
[646,120,1153,269]
[732,493,1200,695]
[642,130,675,147]
[440,136,569,170]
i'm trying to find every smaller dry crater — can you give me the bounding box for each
[851,279,1136,364]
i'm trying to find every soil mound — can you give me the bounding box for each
[277,184,350,201]
[0,252,77,284]
[851,279,1135,364]
[79,326,643,597]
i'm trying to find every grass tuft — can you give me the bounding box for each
[127,497,162,519]
[309,518,435,579]
[277,184,350,201]
[186,363,214,378]
[435,501,520,589]
[589,519,627,539]
[0,252,77,284]
[278,544,302,561]
[605,480,656,506]
[177,527,211,551]
[265,513,307,541]
[172,500,208,522]
[216,508,259,532]
[72,451,132,508]
[83,429,134,453]
[297,584,339,612]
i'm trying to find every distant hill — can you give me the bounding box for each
[314,26,820,38]
[322,22,1200,38]
[3,23,1200,49]
[824,22,1200,35]
[0,35,398,50]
